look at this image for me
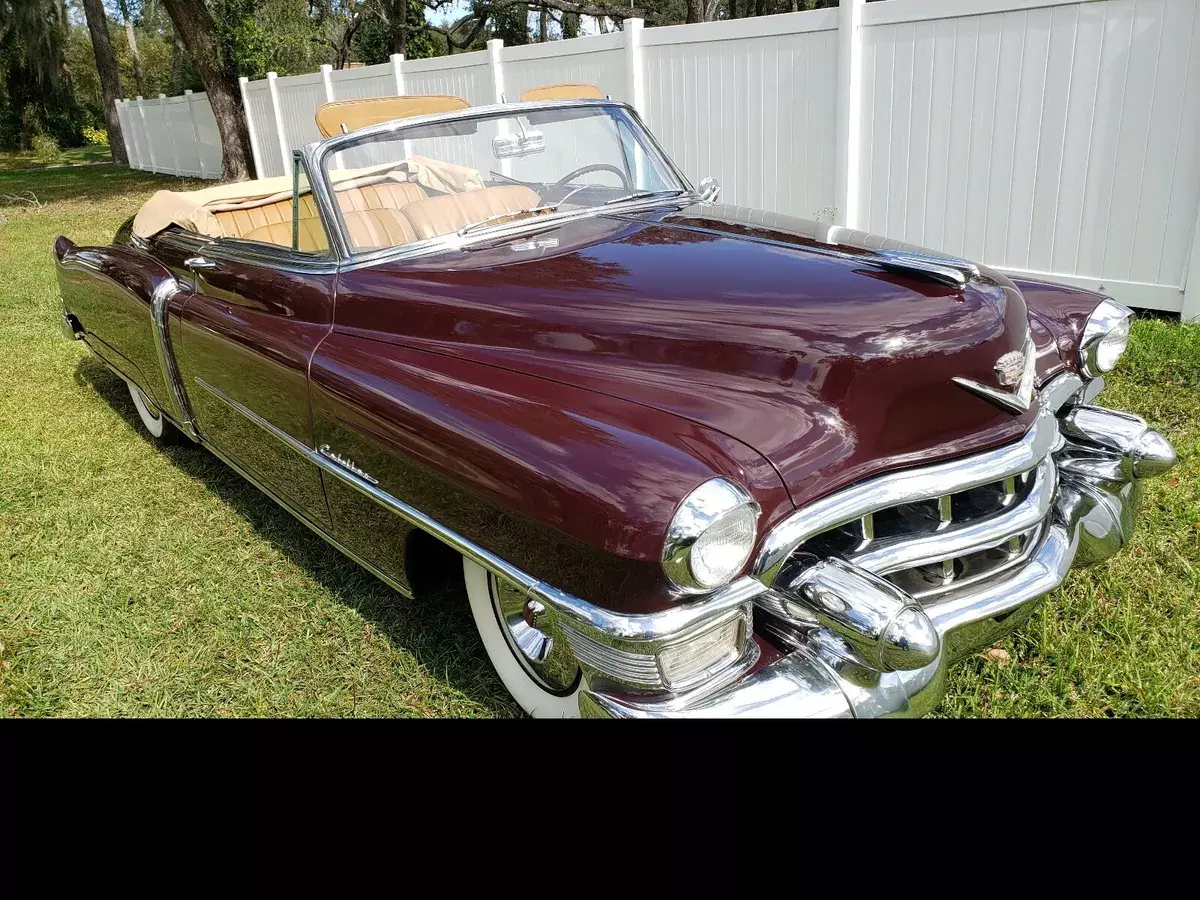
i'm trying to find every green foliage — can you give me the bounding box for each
[0,0,85,149]
[82,124,108,146]
[29,130,61,162]
[356,0,439,64]
[488,5,530,46]
[214,0,272,80]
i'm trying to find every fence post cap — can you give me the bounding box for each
[267,71,278,81]
[320,63,333,73]
[136,95,144,100]
[238,76,249,84]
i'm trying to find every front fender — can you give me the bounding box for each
[1009,276,1108,381]
[310,331,792,615]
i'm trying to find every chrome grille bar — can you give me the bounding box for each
[754,408,1061,587]
[845,457,1056,577]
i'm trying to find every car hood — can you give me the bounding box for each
[341,202,1042,508]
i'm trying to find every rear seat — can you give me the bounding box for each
[212,194,320,240]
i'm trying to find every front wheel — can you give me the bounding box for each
[128,382,181,444]
[463,558,584,718]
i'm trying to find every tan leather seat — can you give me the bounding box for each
[341,208,420,251]
[520,83,605,101]
[213,195,319,239]
[315,95,469,138]
[400,185,541,242]
[243,217,331,253]
[335,181,428,213]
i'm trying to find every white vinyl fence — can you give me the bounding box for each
[117,0,1200,320]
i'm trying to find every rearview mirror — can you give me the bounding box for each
[698,176,721,203]
[492,130,546,159]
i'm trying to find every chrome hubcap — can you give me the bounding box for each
[490,575,580,694]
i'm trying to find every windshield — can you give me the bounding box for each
[319,104,686,255]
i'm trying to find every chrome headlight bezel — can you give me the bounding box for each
[662,478,761,593]
[1079,298,1133,378]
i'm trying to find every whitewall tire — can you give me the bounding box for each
[127,382,178,443]
[463,558,584,718]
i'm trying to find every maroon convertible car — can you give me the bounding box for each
[54,96,1176,717]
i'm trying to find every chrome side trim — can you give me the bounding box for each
[192,375,766,645]
[193,376,314,458]
[150,278,199,440]
[753,407,1060,587]
[200,437,415,600]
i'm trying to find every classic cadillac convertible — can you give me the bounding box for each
[54,96,1176,717]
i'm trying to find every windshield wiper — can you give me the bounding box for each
[603,188,687,205]
[458,186,588,237]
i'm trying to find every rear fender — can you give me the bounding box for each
[54,236,187,422]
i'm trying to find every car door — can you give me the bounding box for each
[167,170,338,530]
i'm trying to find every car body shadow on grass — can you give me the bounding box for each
[74,354,523,718]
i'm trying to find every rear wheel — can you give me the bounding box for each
[128,382,181,444]
[463,558,584,718]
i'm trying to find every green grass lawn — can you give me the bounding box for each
[0,145,115,173]
[0,164,1196,717]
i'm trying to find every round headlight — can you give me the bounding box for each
[1080,298,1133,377]
[662,478,761,592]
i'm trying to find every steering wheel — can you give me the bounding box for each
[554,164,631,191]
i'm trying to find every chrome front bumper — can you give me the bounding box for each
[578,376,1176,718]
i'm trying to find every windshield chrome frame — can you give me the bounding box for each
[301,99,696,266]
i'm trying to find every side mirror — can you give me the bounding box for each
[698,176,721,203]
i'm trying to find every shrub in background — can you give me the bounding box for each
[30,132,62,163]
[82,125,108,146]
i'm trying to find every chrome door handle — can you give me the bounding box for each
[185,256,217,270]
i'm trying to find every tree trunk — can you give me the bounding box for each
[80,0,129,165]
[686,0,702,23]
[118,0,147,98]
[540,4,549,41]
[391,0,408,55]
[729,0,738,19]
[161,0,254,181]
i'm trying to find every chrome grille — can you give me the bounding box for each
[763,412,1062,608]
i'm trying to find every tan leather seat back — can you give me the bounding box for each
[315,95,469,138]
[213,194,319,239]
[401,185,542,242]
[335,181,429,213]
[243,217,331,254]
[520,83,605,102]
[341,208,420,252]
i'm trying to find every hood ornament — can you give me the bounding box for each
[953,338,1037,414]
